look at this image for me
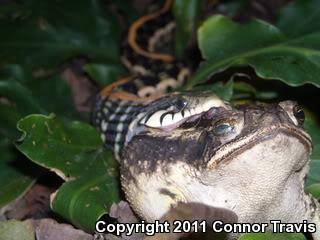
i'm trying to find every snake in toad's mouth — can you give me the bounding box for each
[91,0,229,160]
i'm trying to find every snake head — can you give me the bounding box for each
[139,91,231,131]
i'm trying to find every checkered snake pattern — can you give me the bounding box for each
[92,0,228,160]
[91,0,193,159]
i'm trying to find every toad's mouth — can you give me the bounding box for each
[207,124,312,168]
[144,106,224,132]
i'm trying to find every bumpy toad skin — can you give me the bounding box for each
[120,101,320,240]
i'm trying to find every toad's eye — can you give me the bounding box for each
[174,98,188,111]
[293,105,305,126]
[214,122,234,135]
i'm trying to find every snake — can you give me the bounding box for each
[92,0,229,160]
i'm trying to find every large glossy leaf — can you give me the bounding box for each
[187,11,320,88]
[0,0,123,70]
[15,114,120,231]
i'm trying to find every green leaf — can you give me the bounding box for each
[173,0,201,57]
[0,65,75,116]
[208,79,234,101]
[194,75,279,102]
[306,183,320,199]
[84,63,126,87]
[52,172,120,231]
[195,79,234,101]
[0,220,35,240]
[307,160,320,186]
[28,74,78,118]
[0,105,21,139]
[187,14,320,88]
[239,232,306,240]
[216,0,249,18]
[304,116,320,186]
[0,65,42,117]
[232,81,279,100]
[0,79,43,115]
[304,117,320,161]
[276,0,320,38]
[0,65,78,139]
[0,64,31,84]
[0,0,123,70]
[16,114,120,231]
[0,137,36,209]
[0,67,46,210]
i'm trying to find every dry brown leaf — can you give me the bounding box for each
[32,218,92,240]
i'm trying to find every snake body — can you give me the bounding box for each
[92,0,226,159]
